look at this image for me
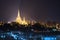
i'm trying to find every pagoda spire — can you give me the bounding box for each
[15,9,22,24]
[15,9,28,25]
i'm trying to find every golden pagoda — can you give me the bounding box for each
[15,9,28,25]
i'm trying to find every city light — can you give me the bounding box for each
[43,37,56,40]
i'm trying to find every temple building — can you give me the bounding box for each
[15,9,28,25]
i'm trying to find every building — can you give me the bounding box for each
[15,9,28,25]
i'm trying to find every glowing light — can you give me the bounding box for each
[15,10,22,24]
[5,31,27,40]
[21,17,28,25]
[52,29,57,31]
[0,35,6,38]
[7,21,11,23]
[43,37,56,40]
[15,9,28,25]
[7,32,18,40]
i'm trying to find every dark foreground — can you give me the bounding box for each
[0,31,60,40]
[0,22,60,40]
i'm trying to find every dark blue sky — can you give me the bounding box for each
[0,0,60,22]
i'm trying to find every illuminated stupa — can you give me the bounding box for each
[15,10,28,25]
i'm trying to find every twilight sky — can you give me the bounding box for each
[0,0,60,22]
